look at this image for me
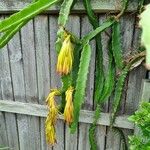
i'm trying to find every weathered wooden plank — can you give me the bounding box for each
[120,14,145,150]
[34,15,51,150]
[64,15,80,150]
[0,100,134,130]
[0,16,9,148]
[96,14,111,150]
[7,31,30,150]
[134,79,150,135]
[0,0,138,14]
[105,14,136,150]
[121,16,146,149]
[0,32,19,149]
[0,59,8,148]
[20,19,40,150]
[49,15,64,150]
[139,80,150,101]
[78,15,95,150]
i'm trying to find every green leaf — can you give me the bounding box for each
[59,74,72,112]
[112,22,124,69]
[81,19,115,45]
[0,0,59,32]
[89,105,101,150]
[99,39,115,104]
[83,0,104,103]
[110,53,145,126]
[89,37,115,150]
[0,21,28,49]
[58,0,74,26]
[110,66,129,127]
[70,43,92,133]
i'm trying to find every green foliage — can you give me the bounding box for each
[98,39,115,104]
[111,53,146,126]
[81,18,115,45]
[70,43,92,133]
[0,0,59,32]
[0,146,9,150]
[0,21,28,49]
[83,0,105,149]
[128,102,150,150]
[83,0,104,103]
[110,66,129,126]
[88,37,116,150]
[112,22,124,69]
[58,0,74,26]
[89,106,101,150]
[0,0,60,48]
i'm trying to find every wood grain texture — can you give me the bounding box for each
[78,15,95,150]
[65,15,80,150]
[0,35,19,150]
[0,100,134,130]
[34,15,51,150]
[121,16,146,150]
[105,14,136,150]
[49,15,64,150]
[134,79,150,135]
[0,0,138,14]
[0,48,8,147]
[21,19,40,150]
[7,31,31,150]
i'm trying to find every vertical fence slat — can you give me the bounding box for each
[8,31,29,150]
[96,14,110,150]
[78,15,95,150]
[49,15,65,150]
[0,38,19,149]
[20,19,41,150]
[0,34,8,147]
[65,15,80,150]
[34,15,51,150]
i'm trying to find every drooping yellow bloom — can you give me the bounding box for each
[57,35,74,75]
[45,89,60,145]
[64,86,74,125]
[46,89,60,124]
[45,115,56,145]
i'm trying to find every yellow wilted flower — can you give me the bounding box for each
[57,35,74,75]
[46,89,60,124]
[64,86,74,125]
[45,89,60,145]
[45,116,56,145]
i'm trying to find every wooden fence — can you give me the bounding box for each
[0,0,149,150]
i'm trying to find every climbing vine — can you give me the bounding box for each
[0,0,149,149]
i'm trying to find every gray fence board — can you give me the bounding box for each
[0,35,19,150]
[21,19,41,150]
[49,15,64,150]
[0,47,8,147]
[34,15,51,150]
[0,0,138,14]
